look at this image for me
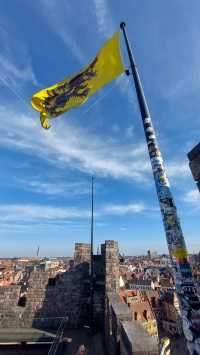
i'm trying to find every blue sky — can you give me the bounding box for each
[0,0,200,257]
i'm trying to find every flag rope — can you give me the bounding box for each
[79,78,121,118]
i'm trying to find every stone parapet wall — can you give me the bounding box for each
[0,240,161,355]
[0,239,118,331]
[0,285,21,310]
[0,264,90,329]
[105,292,159,355]
[0,285,22,327]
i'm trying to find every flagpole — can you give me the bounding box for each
[120,22,200,353]
[90,176,94,333]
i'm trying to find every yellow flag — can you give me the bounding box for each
[31,31,124,129]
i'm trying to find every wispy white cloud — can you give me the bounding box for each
[93,0,115,39]
[40,0,85,63]
[182,189,200,204]
[112,123,134,139]
[0,26,37,88]
[120,226,127,231]
[102,202,147,215]
[17,179,91,197]
[126,125,134,138]
[0,199,155,225]
[166,161,190,178]
[0,54,37,87]
[0,105,151,182]
[0,204,91,223]
[0,104,192,187]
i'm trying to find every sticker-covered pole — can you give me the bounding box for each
[120,22,200,354]
[90,176,94,332]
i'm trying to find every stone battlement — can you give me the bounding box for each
[105,292,159,355]
[0,241,160,354]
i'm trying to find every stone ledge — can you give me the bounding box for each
[107,292,132,322]
[121,320,159,354]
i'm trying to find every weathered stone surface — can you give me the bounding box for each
[74,243,91,265]
[105,292,159,355]
[121,321,159,355]
[0,265,90,329]
[0,240,160,354]
[104,240,119,293]
[107,293,132,322]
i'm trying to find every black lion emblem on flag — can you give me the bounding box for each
[44,56,98,117]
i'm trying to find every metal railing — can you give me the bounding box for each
[47,316,68,355]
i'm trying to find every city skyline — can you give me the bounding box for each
[1,0,200,257]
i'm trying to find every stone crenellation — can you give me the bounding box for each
[0,240,160,354]
[105,292,159,355]
[0,263,90,329]
[102,240,119,294]
[0,240,120,330]
[74,243,91,265]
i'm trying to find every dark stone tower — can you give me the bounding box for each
[74,243,91,265]
[188,142,200,192]
[101,240,119,293]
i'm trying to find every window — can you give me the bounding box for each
[151,297,156,307]
[48,277,56,286]
[18,296,26,307]
[143,310,147,320]
[134,312,137,320]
